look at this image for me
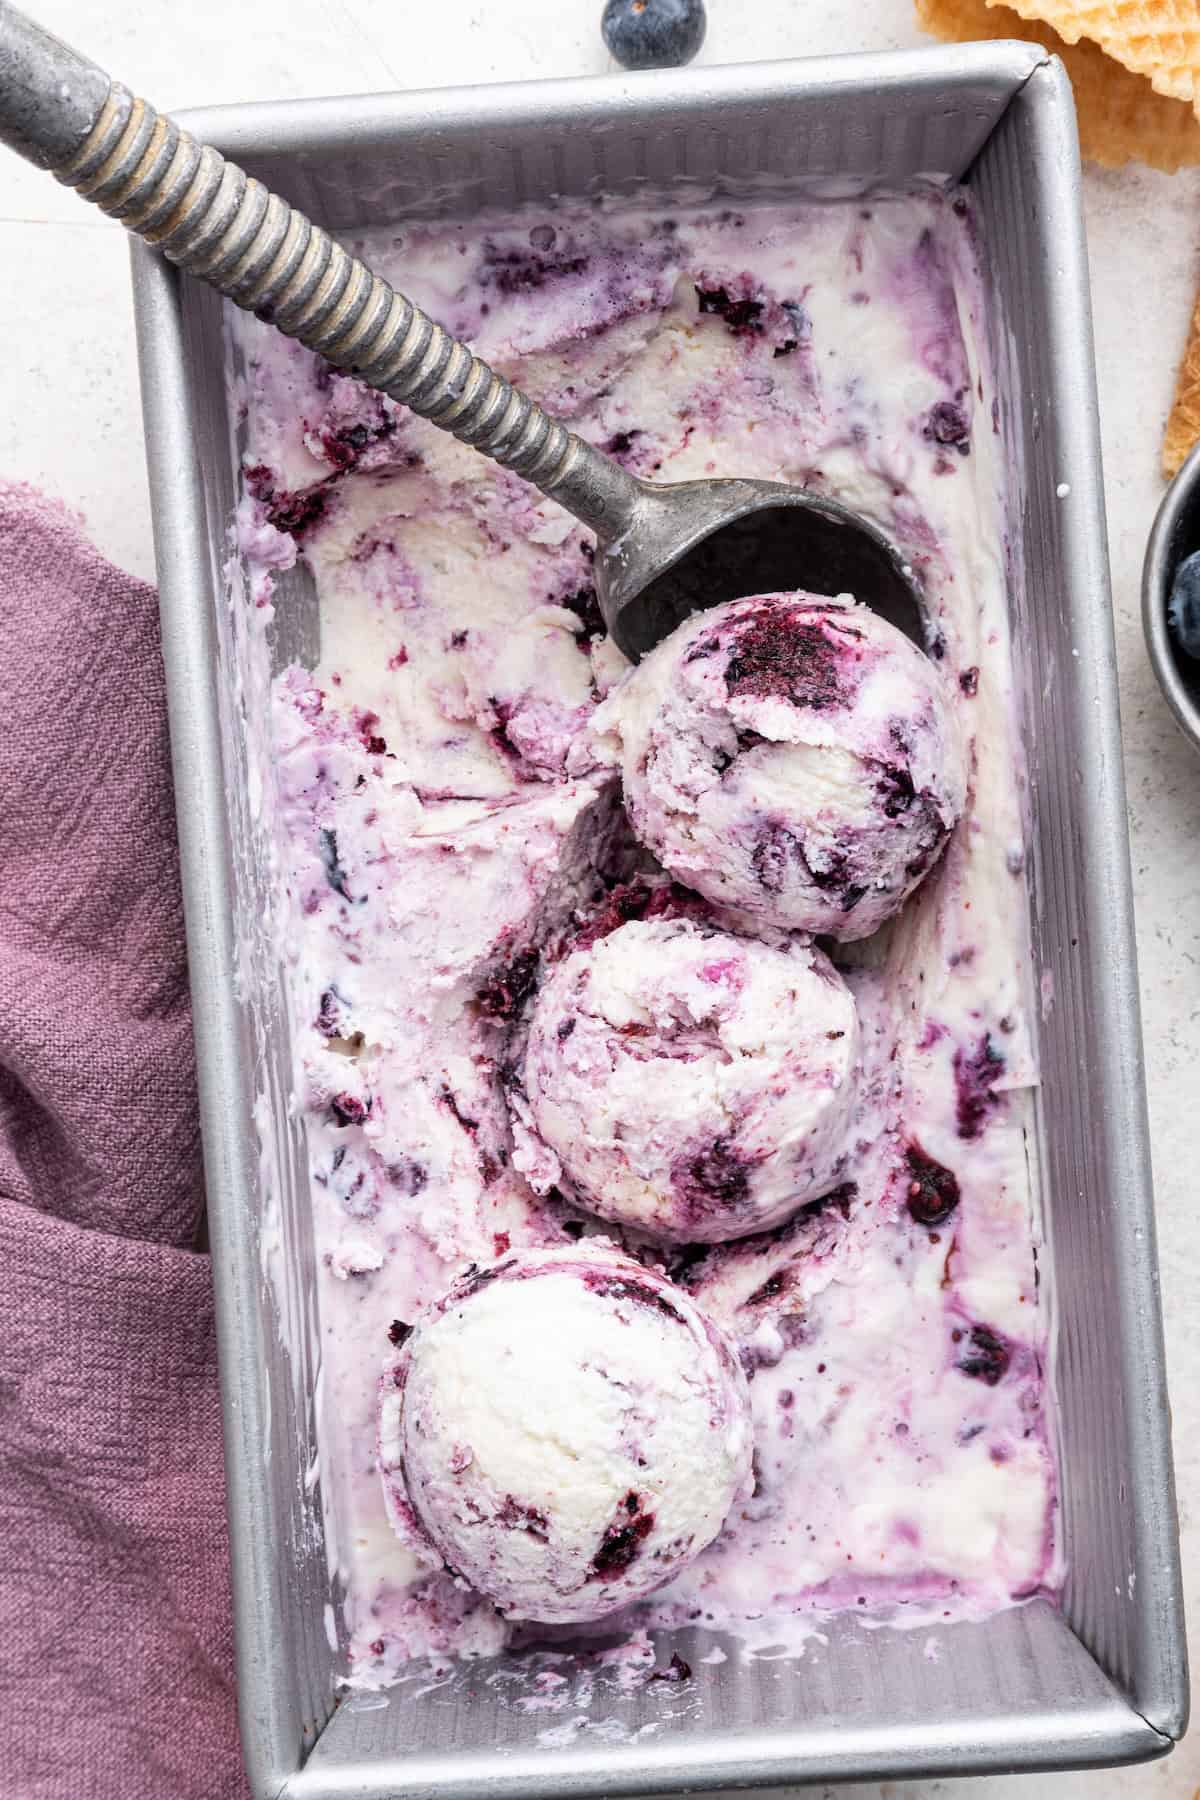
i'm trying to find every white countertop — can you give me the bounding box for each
[4,1,1197,1793]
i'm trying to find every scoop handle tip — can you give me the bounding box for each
[0,0,108,167]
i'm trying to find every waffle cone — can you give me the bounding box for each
[1000,0,1200,109]
[1164,288,1200,477]
[915,0,1200,170]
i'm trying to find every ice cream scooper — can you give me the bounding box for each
[0,0,925,661]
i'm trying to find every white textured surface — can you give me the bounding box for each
[2,0,1196,1792]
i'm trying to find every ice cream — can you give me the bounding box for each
[513,915,861,1241]
[378,1242,752,1622]
[230,190,1059,1683]
[590,592,967,939]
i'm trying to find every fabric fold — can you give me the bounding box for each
[0,484,245,1799]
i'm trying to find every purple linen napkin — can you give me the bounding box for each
[0,482,247,1799]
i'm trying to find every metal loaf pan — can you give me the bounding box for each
[128,43,1187,1800]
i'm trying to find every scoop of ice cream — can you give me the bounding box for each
[513,915,860,1241]
[591,592,967,939]
[379,1242,752,1623]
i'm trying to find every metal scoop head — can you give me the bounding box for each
[595,477,925,661]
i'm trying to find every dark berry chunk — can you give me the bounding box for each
[560,585,605,639]
[317,828,357,902]
[781,298,811,343]
[723,608,856,711]
[477,949,540,1020]
[583,1272,684,1324]
[959,666,979,696]
[482,243,589,295]
[387,1319,412,1346]
[750,825,795,895]
[477,1149,503,1187]
[456,1259,514,1298]
[957,1323,1011,1385]
[356,709,388,755]
[953,1034,1005,1139]
[602,0,706,69]
[821,1181,857,1220]
[388,1158,427,1196]
[497,1495,550,1539]
[590,1491,655,1577]
[440,1085,479,1135]
[244,461,331,539]
[695,285,763,335]
[572,877,711,951]
[876,761,917,819]
[805,847,865,914]
[674,1138,751,1213]
[316,988,342,1035]
[745,1268,789,1306]
[903,1143,961,1226]
[924,400,970,453]
[330,1092,369,1127]
[649,1652,693,1683]
[320,419,375,473]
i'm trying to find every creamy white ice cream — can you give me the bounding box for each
[514,915,861,1241]
[379,1241,752,1623]
[591,592,967,940]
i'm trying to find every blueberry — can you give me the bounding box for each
[1168,548,1200,662]
[602,0,706,70]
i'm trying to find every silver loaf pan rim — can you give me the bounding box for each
[128,41,1188,1800]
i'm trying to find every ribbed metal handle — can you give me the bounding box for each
[0,1,639,541]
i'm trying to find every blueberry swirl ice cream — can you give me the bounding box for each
[514,916,861,1241]
[379,1242,752,1622]
[590,592,967,938]
[231,191,1059,1683]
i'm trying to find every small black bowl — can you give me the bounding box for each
[1144,439,1200,751]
